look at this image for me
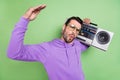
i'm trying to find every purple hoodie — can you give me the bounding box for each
[7,17,88,80]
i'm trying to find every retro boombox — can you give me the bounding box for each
[76,23,114,51]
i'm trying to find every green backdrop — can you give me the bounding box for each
[0,0,120,80]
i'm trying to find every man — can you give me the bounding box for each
[7,4,90,80]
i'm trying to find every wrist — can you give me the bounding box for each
[22,14,30,21]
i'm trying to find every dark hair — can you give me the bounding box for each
[65,16,83,26]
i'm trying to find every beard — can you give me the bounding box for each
[63,31,75,43]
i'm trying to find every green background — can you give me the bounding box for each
[0,0,120,80]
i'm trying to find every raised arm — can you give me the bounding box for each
[7,4,48,63]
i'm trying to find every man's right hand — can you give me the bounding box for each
[23,4,46,21]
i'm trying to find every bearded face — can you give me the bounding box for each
[62,20,81,43]
[62,27,76,43]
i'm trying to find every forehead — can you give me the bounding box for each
[69,19,81,29]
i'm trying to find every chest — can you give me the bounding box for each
[47,47,81,67]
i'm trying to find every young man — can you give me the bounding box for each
[7,4,90,80]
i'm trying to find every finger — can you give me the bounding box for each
[83,18,91,24]
[33,4,46,15]
[33,4,46,11]
[83,18,90,21]
[32,5,46,17]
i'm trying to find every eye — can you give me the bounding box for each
[76,29,80,32]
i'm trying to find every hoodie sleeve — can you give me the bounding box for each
[7,17,48,63]
[75,39,89,52]
[80,42,89,52]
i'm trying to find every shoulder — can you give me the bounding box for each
[74,39,85,46]
[74,39,89,51]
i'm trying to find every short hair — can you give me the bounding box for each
[65,16,83,26]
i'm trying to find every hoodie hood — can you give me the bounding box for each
[52,38,79,48]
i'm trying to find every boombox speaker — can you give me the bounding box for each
[76,23,114,51]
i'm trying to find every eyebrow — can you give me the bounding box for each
[68,24,80,30]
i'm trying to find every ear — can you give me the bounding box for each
[62,24,66,31]
[61,24,66,34]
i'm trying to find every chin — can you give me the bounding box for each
[67,39,74,43]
